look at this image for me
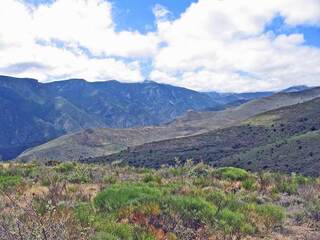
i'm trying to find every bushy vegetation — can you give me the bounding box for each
[0,162,319,239]
[214,167,250,181]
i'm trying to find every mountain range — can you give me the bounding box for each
[1,75,293,160]
[1,75,220,160]
[88,96,320,176]
[2,75,319,176]
[18,86,320,168]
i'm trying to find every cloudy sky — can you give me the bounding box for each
[0,0,319,92]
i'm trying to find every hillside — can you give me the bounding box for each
[88,97,320,176]
[18,87,320,163]
[0,76,220,160]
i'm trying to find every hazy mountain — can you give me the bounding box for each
[0,75,220,159]
[18,87,320,163]
[281,85,310,93]
[89,97,320,176]
[205,91,274,105]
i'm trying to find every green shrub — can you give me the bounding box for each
[67,172,90,183]
[206,190,227,213]
[275,180,298,195]
[33,197,48,216]
[256,204,285,230]
[143,174,162,184]
[103,175,117,184]
[291,174,311,186]
[0,175,22,190]
[94,222,155,240]
[94,184,162,212]
[94,222,134,240]
[242,178,256,191]
[163,195,217,225]
[190,163,211,177]
[218,209,255,239]
[75,203,95,226]
[54,162,75,173]
[215,167,250,181]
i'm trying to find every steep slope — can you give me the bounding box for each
[0,76,219,159]
[88,97,320,176]
[18,87,320,162]
[44,79,218,128]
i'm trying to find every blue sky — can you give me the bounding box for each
[111,0,197,33]
[265,16,320,48]
[1,0,320,92]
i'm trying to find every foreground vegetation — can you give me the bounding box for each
[0,161,319,239]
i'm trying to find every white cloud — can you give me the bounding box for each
[0,0,154,82]
[153,4,171,22]
[151,0,320,92]
[0,0,319,91]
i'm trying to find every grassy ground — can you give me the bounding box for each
[0,161,319,240]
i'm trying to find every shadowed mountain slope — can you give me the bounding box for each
[18,87,320,163]
[0,75,220,160]
[88,97,320,176]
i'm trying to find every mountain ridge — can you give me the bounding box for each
[18,86,320,163]
[0,75,220,160]
[87,97,320,176]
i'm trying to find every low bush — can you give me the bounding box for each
[163,195,217,225]
[256,204,285,231]
[242,178,256,191]
[0,175,22,190]
[218,208,255,240]
[75,203,95,227]
[215,167,250,181]
[94,184,162,212]
[143,174,162,184]
[54,162,75,173]
[93,221,155,240]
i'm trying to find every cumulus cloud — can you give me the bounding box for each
[0,0,320,91]
[0,0,155,82]
[151,0,320,92]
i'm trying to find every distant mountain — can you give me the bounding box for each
[0,75,220,160]
[89,97,320,176]
[205,91,274,105]
[17,87,320,163]
[281,85,310,93]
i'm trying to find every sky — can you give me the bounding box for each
[0,0,319,92]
